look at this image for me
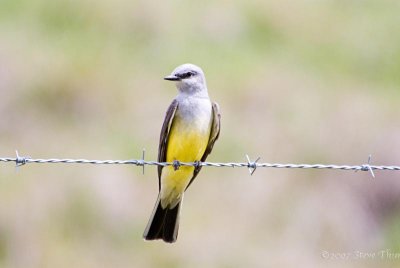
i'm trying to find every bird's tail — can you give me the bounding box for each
[143,195,181,243]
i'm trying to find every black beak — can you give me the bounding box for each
[164,75,181,81]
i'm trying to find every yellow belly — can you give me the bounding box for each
[167,126,210,162]
[160,115,211,208]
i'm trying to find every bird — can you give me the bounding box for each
[143,63,221,243]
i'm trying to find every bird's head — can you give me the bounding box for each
[164,63,207,94]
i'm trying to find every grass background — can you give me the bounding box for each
[1,0,400,267]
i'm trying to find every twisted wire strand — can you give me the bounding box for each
[1,153,399,177]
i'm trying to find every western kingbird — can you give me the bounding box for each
[143,63,221,243]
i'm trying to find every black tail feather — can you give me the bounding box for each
[143,196,181,243]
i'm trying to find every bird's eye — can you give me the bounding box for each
[179,71,195,79]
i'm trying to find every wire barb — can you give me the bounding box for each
[173,160,181,171]
[246,155,261,175]
[140,149,146,175]
[194,161,201,168]
[359,155,375,178]
[15,150,29,168]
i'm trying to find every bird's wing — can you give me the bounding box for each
[187,101,221,189]
[157,99,179,190]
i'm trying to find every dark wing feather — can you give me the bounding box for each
[186,102,221,189]
[157,99,179,190]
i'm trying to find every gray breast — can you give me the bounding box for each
[176,96,212,129]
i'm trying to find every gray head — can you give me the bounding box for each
[164,63,207,94]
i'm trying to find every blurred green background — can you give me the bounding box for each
[1,0,400,267]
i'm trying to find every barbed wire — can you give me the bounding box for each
[1,151,400,178]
